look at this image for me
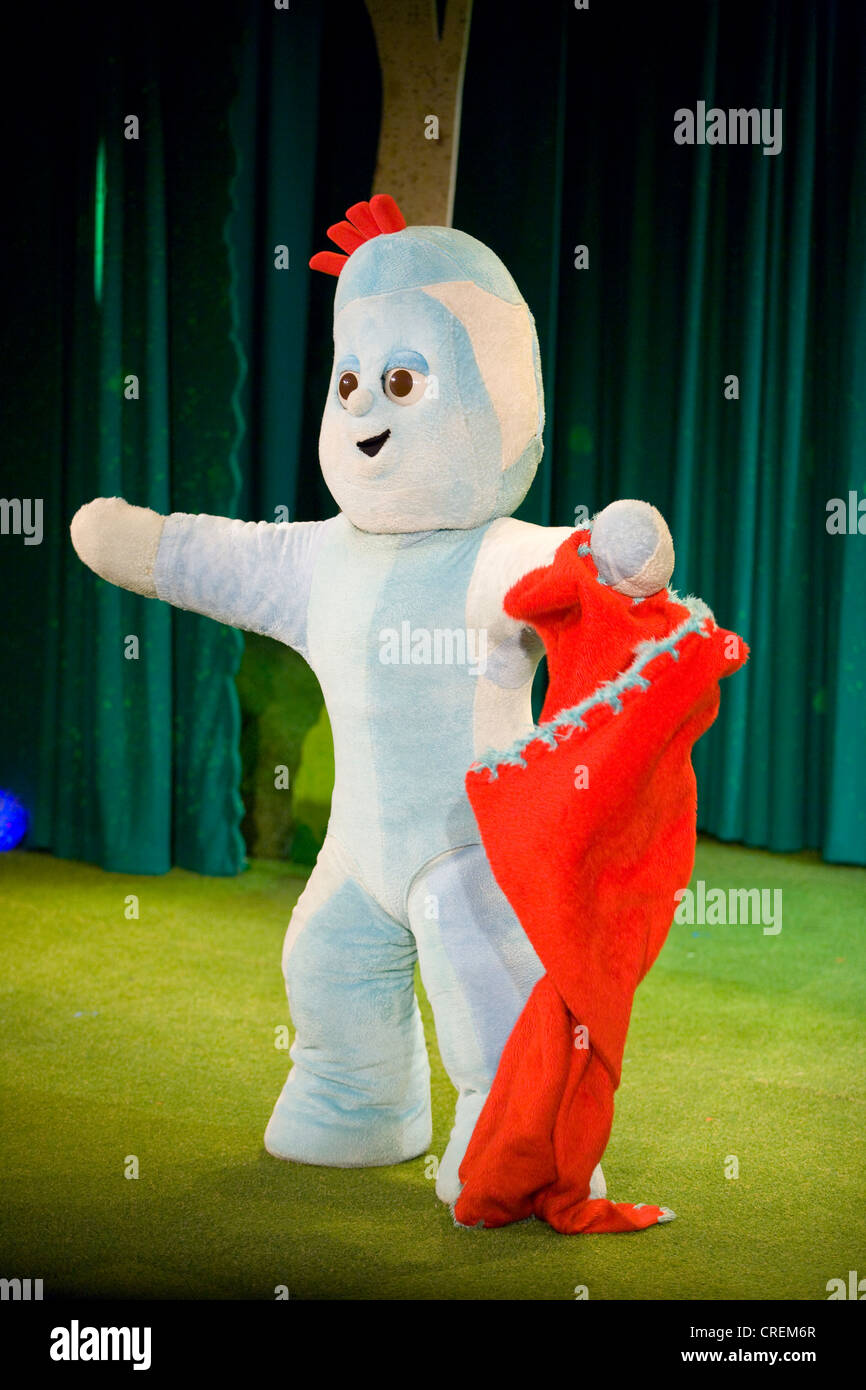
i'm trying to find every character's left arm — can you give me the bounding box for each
[471,501,675,641]
[468,518,575,648]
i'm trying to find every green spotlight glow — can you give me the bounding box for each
[93,139,106,306]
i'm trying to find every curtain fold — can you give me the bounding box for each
[1,0,863,874]
[3,2,249,875]
[455,0,866,865]
[228,0,324,524]
[824,6,866,864]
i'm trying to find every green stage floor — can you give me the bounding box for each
[0,840,863,1300]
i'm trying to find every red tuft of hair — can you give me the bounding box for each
[309,194,407,277]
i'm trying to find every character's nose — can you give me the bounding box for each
[346,386,374,417]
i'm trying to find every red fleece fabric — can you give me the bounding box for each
[454,530,749,1234]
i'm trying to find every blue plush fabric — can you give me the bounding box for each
[154,507,566,1197]
[320,289,505,532]
[265,834,433,1167]
[334,226,527,312]
[152,220,608,1202]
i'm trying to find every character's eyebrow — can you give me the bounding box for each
[336,353,361,373]
[384,349,429,374]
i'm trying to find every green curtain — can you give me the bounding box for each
[1,2,249,875]
[229,1,322,523]
[2,0,863,874]
[455,0,866,866]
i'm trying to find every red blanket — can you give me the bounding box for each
[454,529,749,1234]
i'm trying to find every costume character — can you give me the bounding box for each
[71,196,699,1224]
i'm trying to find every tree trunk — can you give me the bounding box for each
[365,0,473,227]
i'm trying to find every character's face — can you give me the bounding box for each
[319,283,542,533]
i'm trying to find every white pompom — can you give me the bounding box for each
[589,498,675,598]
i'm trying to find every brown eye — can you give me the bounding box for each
[338,371,359,404]
[387,368,413,398]
[383,367,427,405]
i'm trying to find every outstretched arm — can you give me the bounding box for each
[70,498,330,658]
[70,497,165,598]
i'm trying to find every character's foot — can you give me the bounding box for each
[589,1163,606,1199]
[437,1145,607,1207]
[434,1141,465,1204]
[434,1092,489,1204]
[437,1160,606,1208]
[264,1083,431,1168]
[435,1167,461,1204]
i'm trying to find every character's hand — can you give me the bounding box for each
[70,497,165,598]
[589,499,674,598]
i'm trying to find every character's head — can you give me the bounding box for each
[312,196,544,534]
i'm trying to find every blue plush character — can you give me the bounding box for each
[71,195,673,1205]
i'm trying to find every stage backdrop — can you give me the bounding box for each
[1,0,863,872]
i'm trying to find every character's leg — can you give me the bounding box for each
[407,843,605,1204]
[265,836,432,1167]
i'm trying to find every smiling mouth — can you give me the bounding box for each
[356,428,391,458]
